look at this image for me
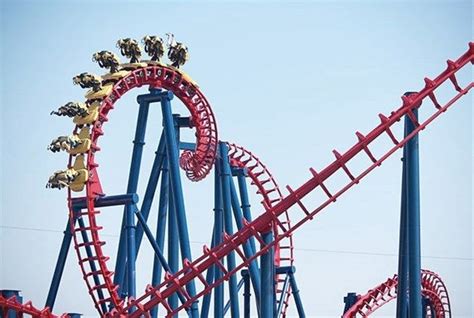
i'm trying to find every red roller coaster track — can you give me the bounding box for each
[343,269,451,317]
[1,43,472,317]
[0,294,66,318]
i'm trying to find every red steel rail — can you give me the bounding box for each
[343,269,451,317]
[0,294,68,318]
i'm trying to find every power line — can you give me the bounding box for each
[1,225,472,261]
[294,247,473,261]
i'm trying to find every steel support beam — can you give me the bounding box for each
[396,121,409,318]
[71,194,138,210]
[114,89,153,297]
[45,218,74,311]
[229,170,261,309]
[236,171,258,256]
[213,162,224,318]
[168,184,179,315]
[242,271,251,318]
[219,143,240,317]
[289,272,305,318]
[397,107,422,317]
[200,225,216,318]
[135,134,166,253]
[406,109,422,317]
[260,230,275,318]
[160,89,199,318]
[150,157,169,318]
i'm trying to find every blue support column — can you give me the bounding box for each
[151,156,169,318]
[223,278,245,316]
[343,292,358,315]
[1,290,22,318]
[135,134,166,253]
[200,226,216,318]
[406,109,422,317]
[213,163,224,318]
[134,205,171,276]
[134,204,189,309]
[126,203,137,304]
[160,89,199,317]
[114,89,153,296]
[260,230,275,318]
[396,122,409,318]
[236,172,258,255]
[168,183,179,315]
[45,218,74,310]
[219,143,240,317]
[289,272,306,318]
[229,175,261,308]
[242,271,251,318]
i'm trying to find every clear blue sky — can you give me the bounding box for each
[1,0,472,317]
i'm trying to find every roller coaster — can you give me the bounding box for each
[1,35,472,318]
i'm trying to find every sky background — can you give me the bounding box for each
[0,0,472,317]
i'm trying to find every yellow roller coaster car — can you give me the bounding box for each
[68,127,92,155]
[85,84,114,101]
[69,155,89,192]
[73,101,100,126]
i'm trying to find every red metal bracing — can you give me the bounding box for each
[0,294,68,318]
[227,143,294,317]
[67,65,218,314]
[342,269,451,317]
[115,43,473,317]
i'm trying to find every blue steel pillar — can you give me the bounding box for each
[219,143,240,317]
[168,184,179,314]
[229,170,261,309]
[159,89,199,318]
[1,290,22,318]
[397,108,422,318]
[289,272,306,318]
[135,134,165,253]
[46,218,74,310]
[343,293,358,316]
[260,230,275,318]
[114,88,153,297]
[200,226,216,318]
[125,203,137,303]
[242,271,251,318]
[236,172,258,255]
[151,156,169,318]
[396,122,409,318]
[406,108,422,317]
[213,163,224,318]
